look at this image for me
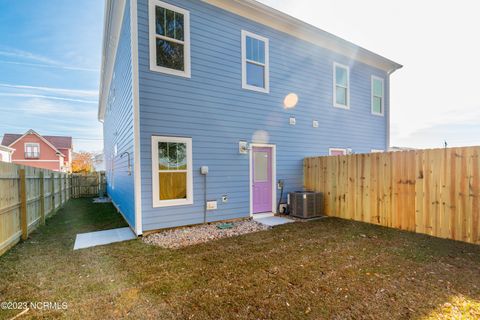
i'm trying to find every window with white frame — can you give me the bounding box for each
[334,63,350,108]
[329,148,347,156]
[371,76,384,115]
[151,136,193,207]
[242,30,269,93]
[24,143,40,159]
[149,0,190,77]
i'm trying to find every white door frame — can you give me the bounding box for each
[249,143,277,216]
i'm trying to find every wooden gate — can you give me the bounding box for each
[71,172,106,198]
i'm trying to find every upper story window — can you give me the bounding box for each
[25,143,40,159]
[149,0,191,77]
[334,62,350,109]
[241,30,269,93]
[151,136,193,207]
[371,76,385,116]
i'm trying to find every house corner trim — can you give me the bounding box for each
[130,0,143,236]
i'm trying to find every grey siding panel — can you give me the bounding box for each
[103,1,136,228]
[137,0,389,231]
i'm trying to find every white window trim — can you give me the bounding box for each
[241,30,270,93]
[148,0,191,78]
[329,148,347,156]
[25,142,40,157]
[151,136,193,208]
[371,149,384,153]
[333,62,350,109]
[371,75,385,116]
[24,142,40,150]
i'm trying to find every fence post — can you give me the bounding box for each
[64,174,67,203]
[19,169,28,240]
[39,171,45,225]
[59,174,63,207]
[51,172,55,213]
[97,171,101,197]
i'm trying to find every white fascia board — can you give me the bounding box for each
[203,0,402,73]
[98,0,127,121]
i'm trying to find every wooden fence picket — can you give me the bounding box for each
[305,146,480,245]
[0,163,106,256]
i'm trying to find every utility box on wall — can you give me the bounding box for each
[206,201,217,210]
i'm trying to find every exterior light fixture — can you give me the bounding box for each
[239,140,249,154]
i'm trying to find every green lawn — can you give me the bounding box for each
[0,199,479,319]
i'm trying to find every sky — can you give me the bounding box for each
[0,0,104,152]
[0,0,479,152]
[259,0,480,148]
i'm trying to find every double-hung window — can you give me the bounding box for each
[149,0,190,77]
[241,30,269,93]
[371,76,385,116]
[25,143,40,159]
[151,136,193,207]
[334,63,350,109]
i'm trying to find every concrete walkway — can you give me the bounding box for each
[253,213,295,227]
[74,227,136,250]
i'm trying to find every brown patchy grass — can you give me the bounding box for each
[0,199,479,319]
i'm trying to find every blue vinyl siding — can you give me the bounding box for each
[103,1,136,229]
[135,0,389,231]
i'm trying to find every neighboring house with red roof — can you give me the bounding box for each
[1,130,73,172]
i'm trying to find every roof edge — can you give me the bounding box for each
[98,0,403,120]
[203,0,402,73]
[98,0,126,122]
[6,130,66,157]
[0,145,15,152]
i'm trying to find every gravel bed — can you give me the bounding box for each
[143,219,270,249]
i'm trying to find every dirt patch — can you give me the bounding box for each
[143,220,270,249]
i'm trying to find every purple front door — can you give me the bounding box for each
[252,147,273,213]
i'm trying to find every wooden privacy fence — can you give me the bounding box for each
[304,146,480,245]
[0,162,70,255]
[0,162,106,256]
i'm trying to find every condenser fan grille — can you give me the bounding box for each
[289,191,323,219]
